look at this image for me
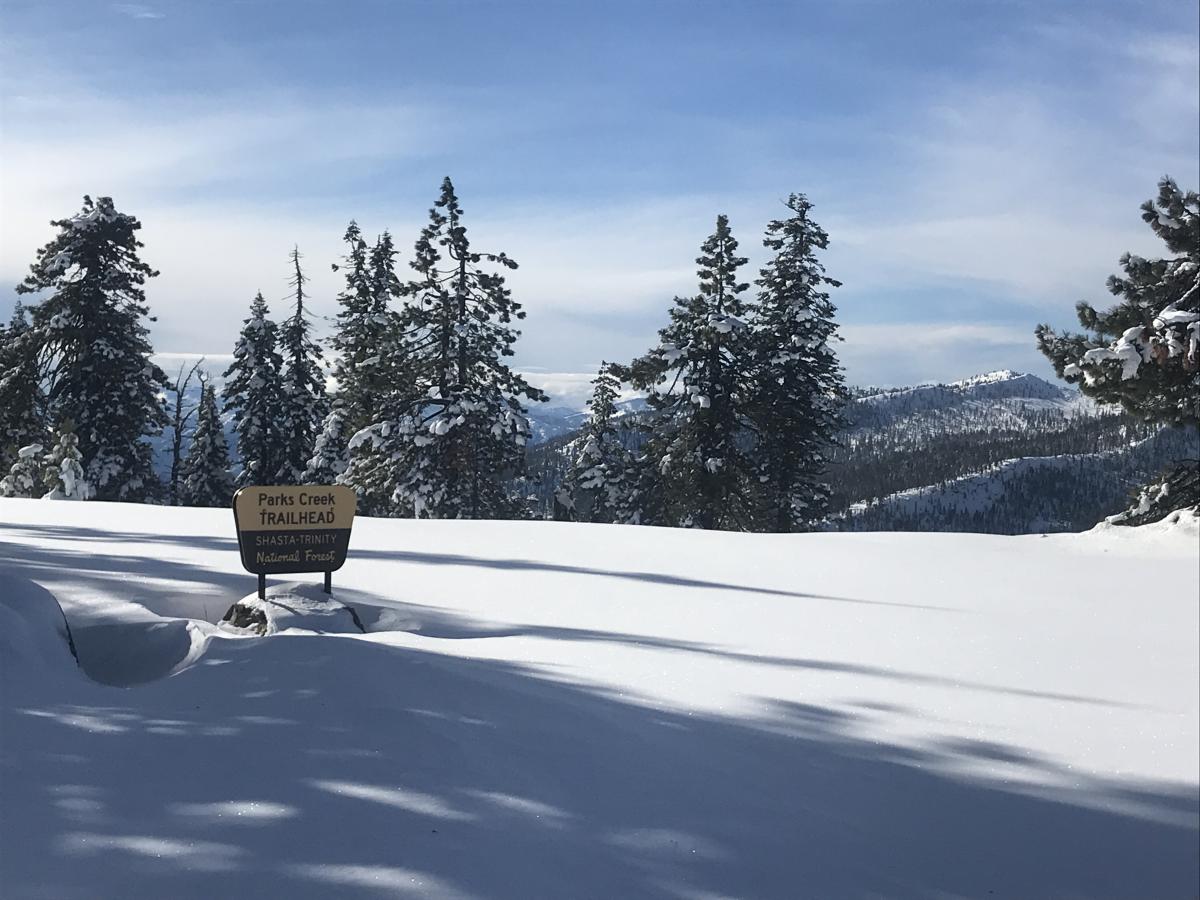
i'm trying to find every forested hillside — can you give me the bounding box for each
[519,370,1199,533]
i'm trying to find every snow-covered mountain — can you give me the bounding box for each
[526,398,650,444]
[527,405,589,444]
[829,370,1197,532]
[848,369,1090,432]
[2,499,1197,898]
[842,427,1197,533]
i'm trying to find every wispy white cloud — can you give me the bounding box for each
[112,4,165,20]
[1,16,1195,389]
[838,322,1041,388]
[515,369,650,410]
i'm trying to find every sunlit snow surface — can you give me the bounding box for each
[1,499,1197,899]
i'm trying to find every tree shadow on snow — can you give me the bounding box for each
[344,595,1139,710]
[0,521,953,635]
[346,547,954,610]
[2,630,1197,900]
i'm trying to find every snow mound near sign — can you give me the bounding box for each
[0,575,80,683]
[0,573,215,687]
[221,582,366,636]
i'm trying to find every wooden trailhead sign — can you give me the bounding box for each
[233,485,357,598]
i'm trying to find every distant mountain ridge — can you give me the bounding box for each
[840,428,1196,533]
[522,368,1196,533]
[829,370,1196,533]
[848,370,1088,432]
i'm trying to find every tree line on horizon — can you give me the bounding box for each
[0,176,1196,529]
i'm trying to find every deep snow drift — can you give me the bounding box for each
[1,499,1197,899]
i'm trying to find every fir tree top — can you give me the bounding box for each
[17,196,158,296]
[223,291,285,486]
[331,221,371,318]
[695,213,750,310]
[403,177,539,399]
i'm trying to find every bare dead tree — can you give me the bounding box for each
[166,359,205,505]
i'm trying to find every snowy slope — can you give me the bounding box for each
[526,405,588,444]
[848,370,1089,432]
[527,399,650,445]
[1,500,1197,899]
[845,427,1200,533]
[823,369,1196,532]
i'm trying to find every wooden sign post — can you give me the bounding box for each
[232,485,357,599]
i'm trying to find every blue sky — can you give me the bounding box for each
[1,0,1197,401]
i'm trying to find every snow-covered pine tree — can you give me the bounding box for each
[180,381,233,507]
[749,194,846,532]
[0,301,47,474]
[276,247,328,484]
[344,177,547,518]
[1036,177,1199,522]
[632,215,757,529]
[41,419,92,501]
[1037,178,1199,423]
[223,292,286,486]
[558,363,633,523]
[329,224,400,434]
[0,443,44,499]
[15,196,167,501]
[609,450,670,526]
[305,399,350,484]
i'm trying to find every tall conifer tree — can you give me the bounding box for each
[344,177,546,518]
[223,292,286,485]
[330,224,399,434]
[277,247,328,484]
[750,194,846,532]
[633,215,756,529]
[1036,177,1199,424]
[180,381,233,507]
[15,196,167,501]
[558,363,634,523]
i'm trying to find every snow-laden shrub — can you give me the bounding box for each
[42,425,93,501]
[0,443,45,498]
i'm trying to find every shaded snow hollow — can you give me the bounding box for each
[0,499,1197,899]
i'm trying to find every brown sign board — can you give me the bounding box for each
[232,485,357,576]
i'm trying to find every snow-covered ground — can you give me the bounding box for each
[1,499,1197,899]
